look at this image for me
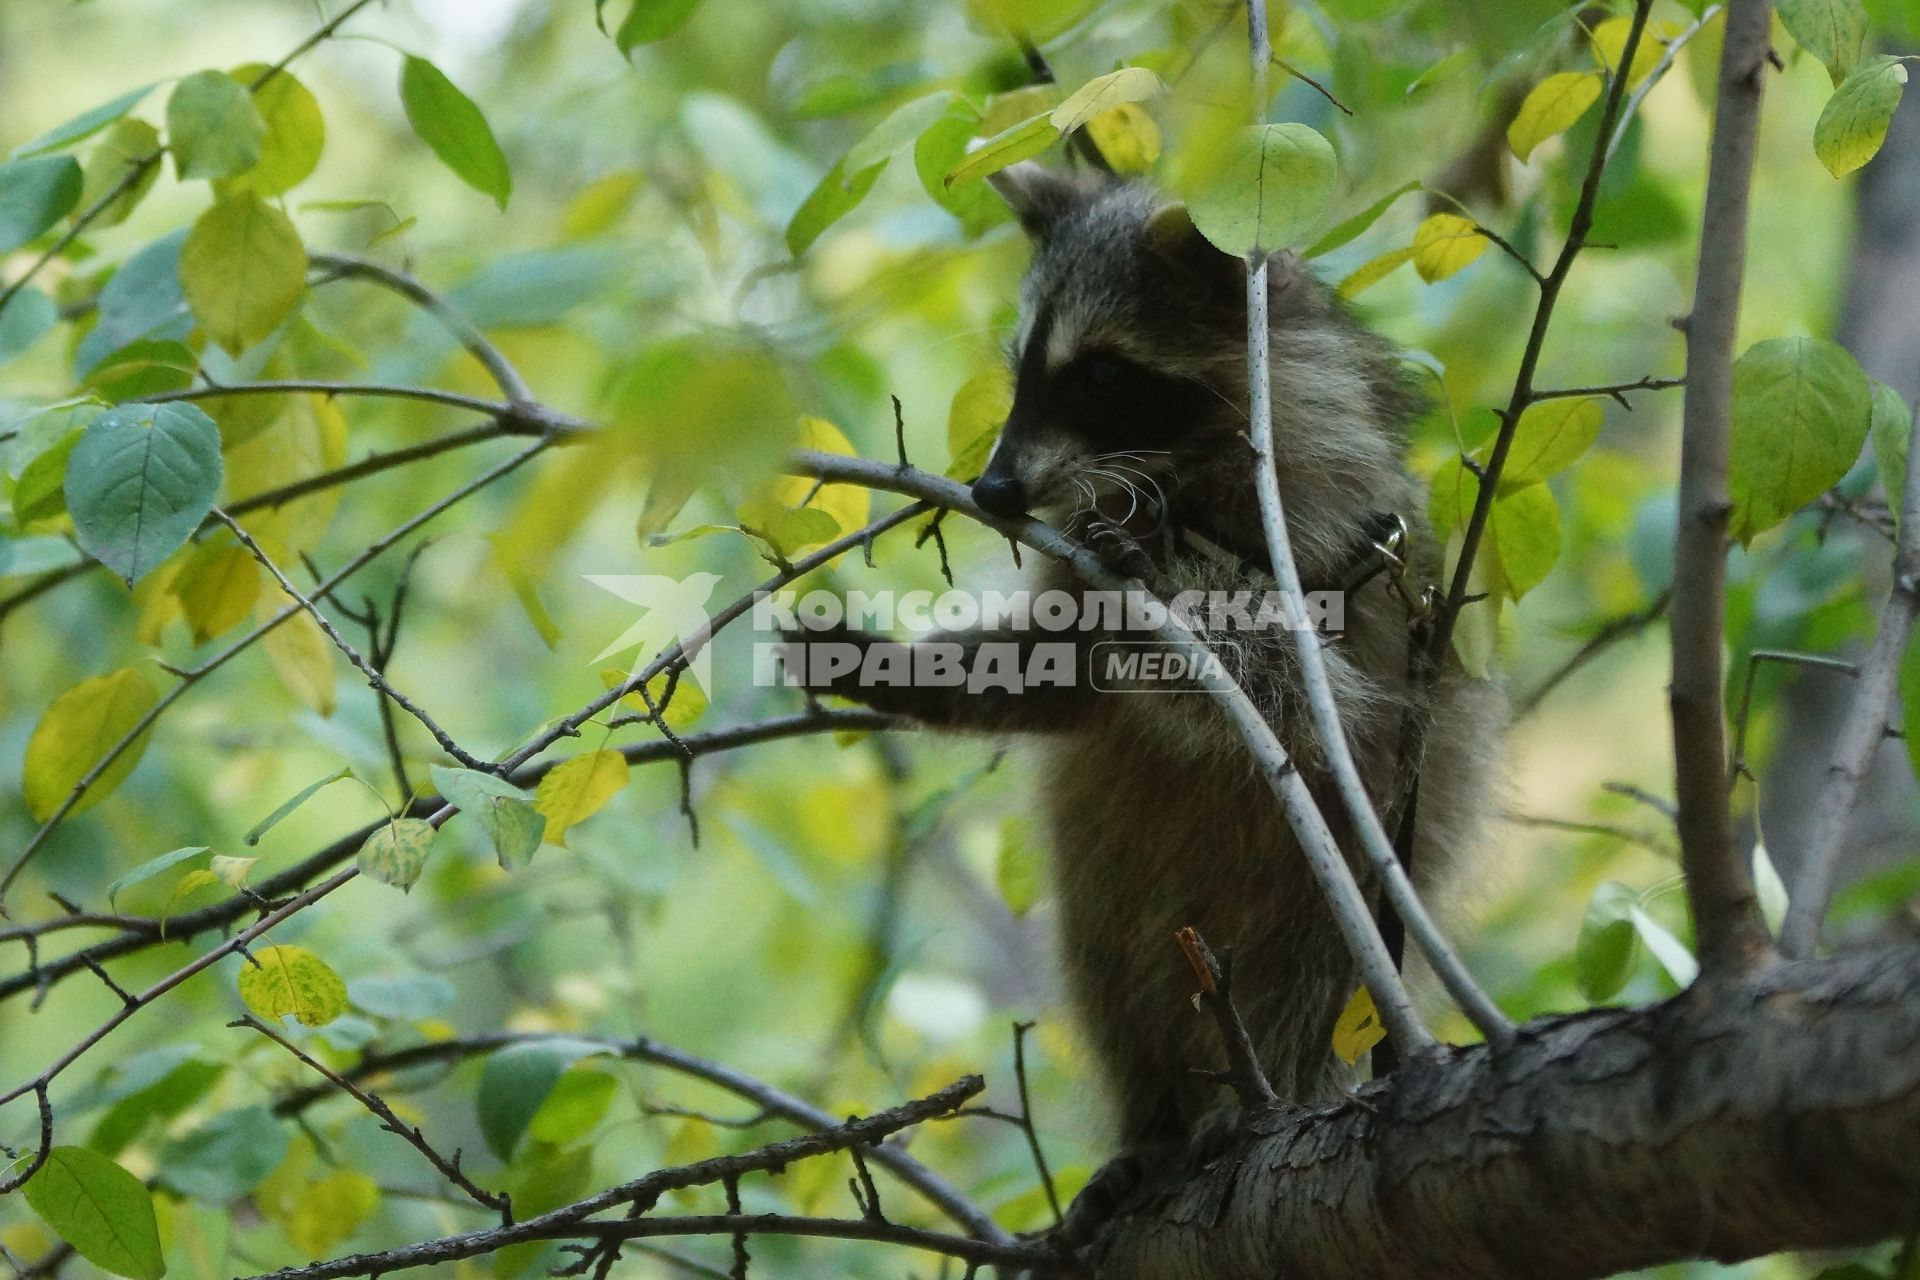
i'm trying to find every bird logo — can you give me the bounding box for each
[585,572,724,695]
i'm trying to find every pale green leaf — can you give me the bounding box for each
[180,194,307,355]
[106,846,210,911]
[1576,881,1640,1001]
[1814,56,1908,178]
[245,769,353,845]
[1049,67,1161,135]
[1500,397,1605,491]
[355,818,437,892]
[1188,123,1337,255]
[943,113,1060,189]
[1728,336,1872,543]
[166,69,265,180]
[218,66,325,196]
[23,667,160,821]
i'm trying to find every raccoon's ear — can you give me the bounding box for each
[1144,202,1242,285]
[986,162,1078,237]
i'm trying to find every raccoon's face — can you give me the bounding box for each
[971,166,1247,522]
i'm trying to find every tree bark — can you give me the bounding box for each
[1089,943,1920,1279]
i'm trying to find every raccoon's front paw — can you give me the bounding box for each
[1059,1150,1152,1247]
[1082,517,1154,579]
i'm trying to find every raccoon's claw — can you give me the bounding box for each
[1083,518,1154,579]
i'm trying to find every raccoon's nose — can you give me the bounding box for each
[971,473,1028,518]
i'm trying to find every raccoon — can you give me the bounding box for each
[795,165,1502,1151]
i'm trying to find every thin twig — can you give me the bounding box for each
[215,512,493,771]
[1516,588,1672,718]
[232,1014,511,1220]
[308,252,534,404]
[1010,1022,1063,1227]
[1530,375,1686,408]
[784,451,1437,1054]
[1238,0,1508,1053]
[1175,928,1280,1112]
[1729,649,1861,781]
[1782,376,1920,956]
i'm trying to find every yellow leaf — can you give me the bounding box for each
[180,194,308,355]
[1049,67,1162,135]
[259,589,337,716]
[946,368,1013,479]
[1332,987,1387,1064]
[287,1172,377,1257]
[133,557,186,646]
[1589,17,1682,87]
[601,669,708,731]
[563,170,645,239]
[23,667,160,821]
[174,542,262,644]
[1411,212,1488,283]
[238,944,348,1027]
[751,415,868,552]
[944,112,1060,189]
[1507,71,1603,161]
[534,750,630,846]
[1336,245,1415,298]
[1085,103,1162,175]
[226,395,348,557]
[160,868,221,934]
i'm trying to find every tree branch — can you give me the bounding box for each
[1781,379,1920,957]
[785,451,1434,1056]
[1668,0,1777,973]
[1088,944,1920,1279]
[1240,0,1510,1051]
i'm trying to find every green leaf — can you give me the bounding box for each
[287,1171,378,1257]
[355,817,438,892]
[166,69,266,180]
[1048,67,1161,135]
[1728,336,1873,543]
[23,667,161,821]
[106,846,211,911]
[180,194,308,355]
[237,944,348,1027]
[1815,56,1908,178]
[245,768,353,845]
[1500,397,1605,492]
[1870,379,1913,520]
[477,1039,608,1159]
[842,92,956,175]
[399,56,512,209]
[786,155,883,257]
[526,1068,619,1146]
[218,66,325,196]
[1303,179,1421,258]
[995,815,1041,916]
[615,0,703,49]
[946,367,1012,479]
[1187,123,1338,255]
[1337,245,1415,297]
[0,285,56,366]
[64,401,223,585]
[350,973,454,1021]
[430,765,546,870]
[76,119,161,229]
[158,1107,288,1204]
[1507,71,1603,162]
[0,154,83,254]
[1777,0,1869,81]
[943,112,1060,189]
[1488,482,1561,599]
[12,84,157,159]
[1576,881,1640,1001]
[1903,630,1920,780]
[20,1146,164,1280]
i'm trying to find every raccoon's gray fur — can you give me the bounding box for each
[802,165,1503,1149]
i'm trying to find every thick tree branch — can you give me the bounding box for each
[1782,387,1920,956]
[1669,0,1776,973]
[1088,944,1920,1279]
